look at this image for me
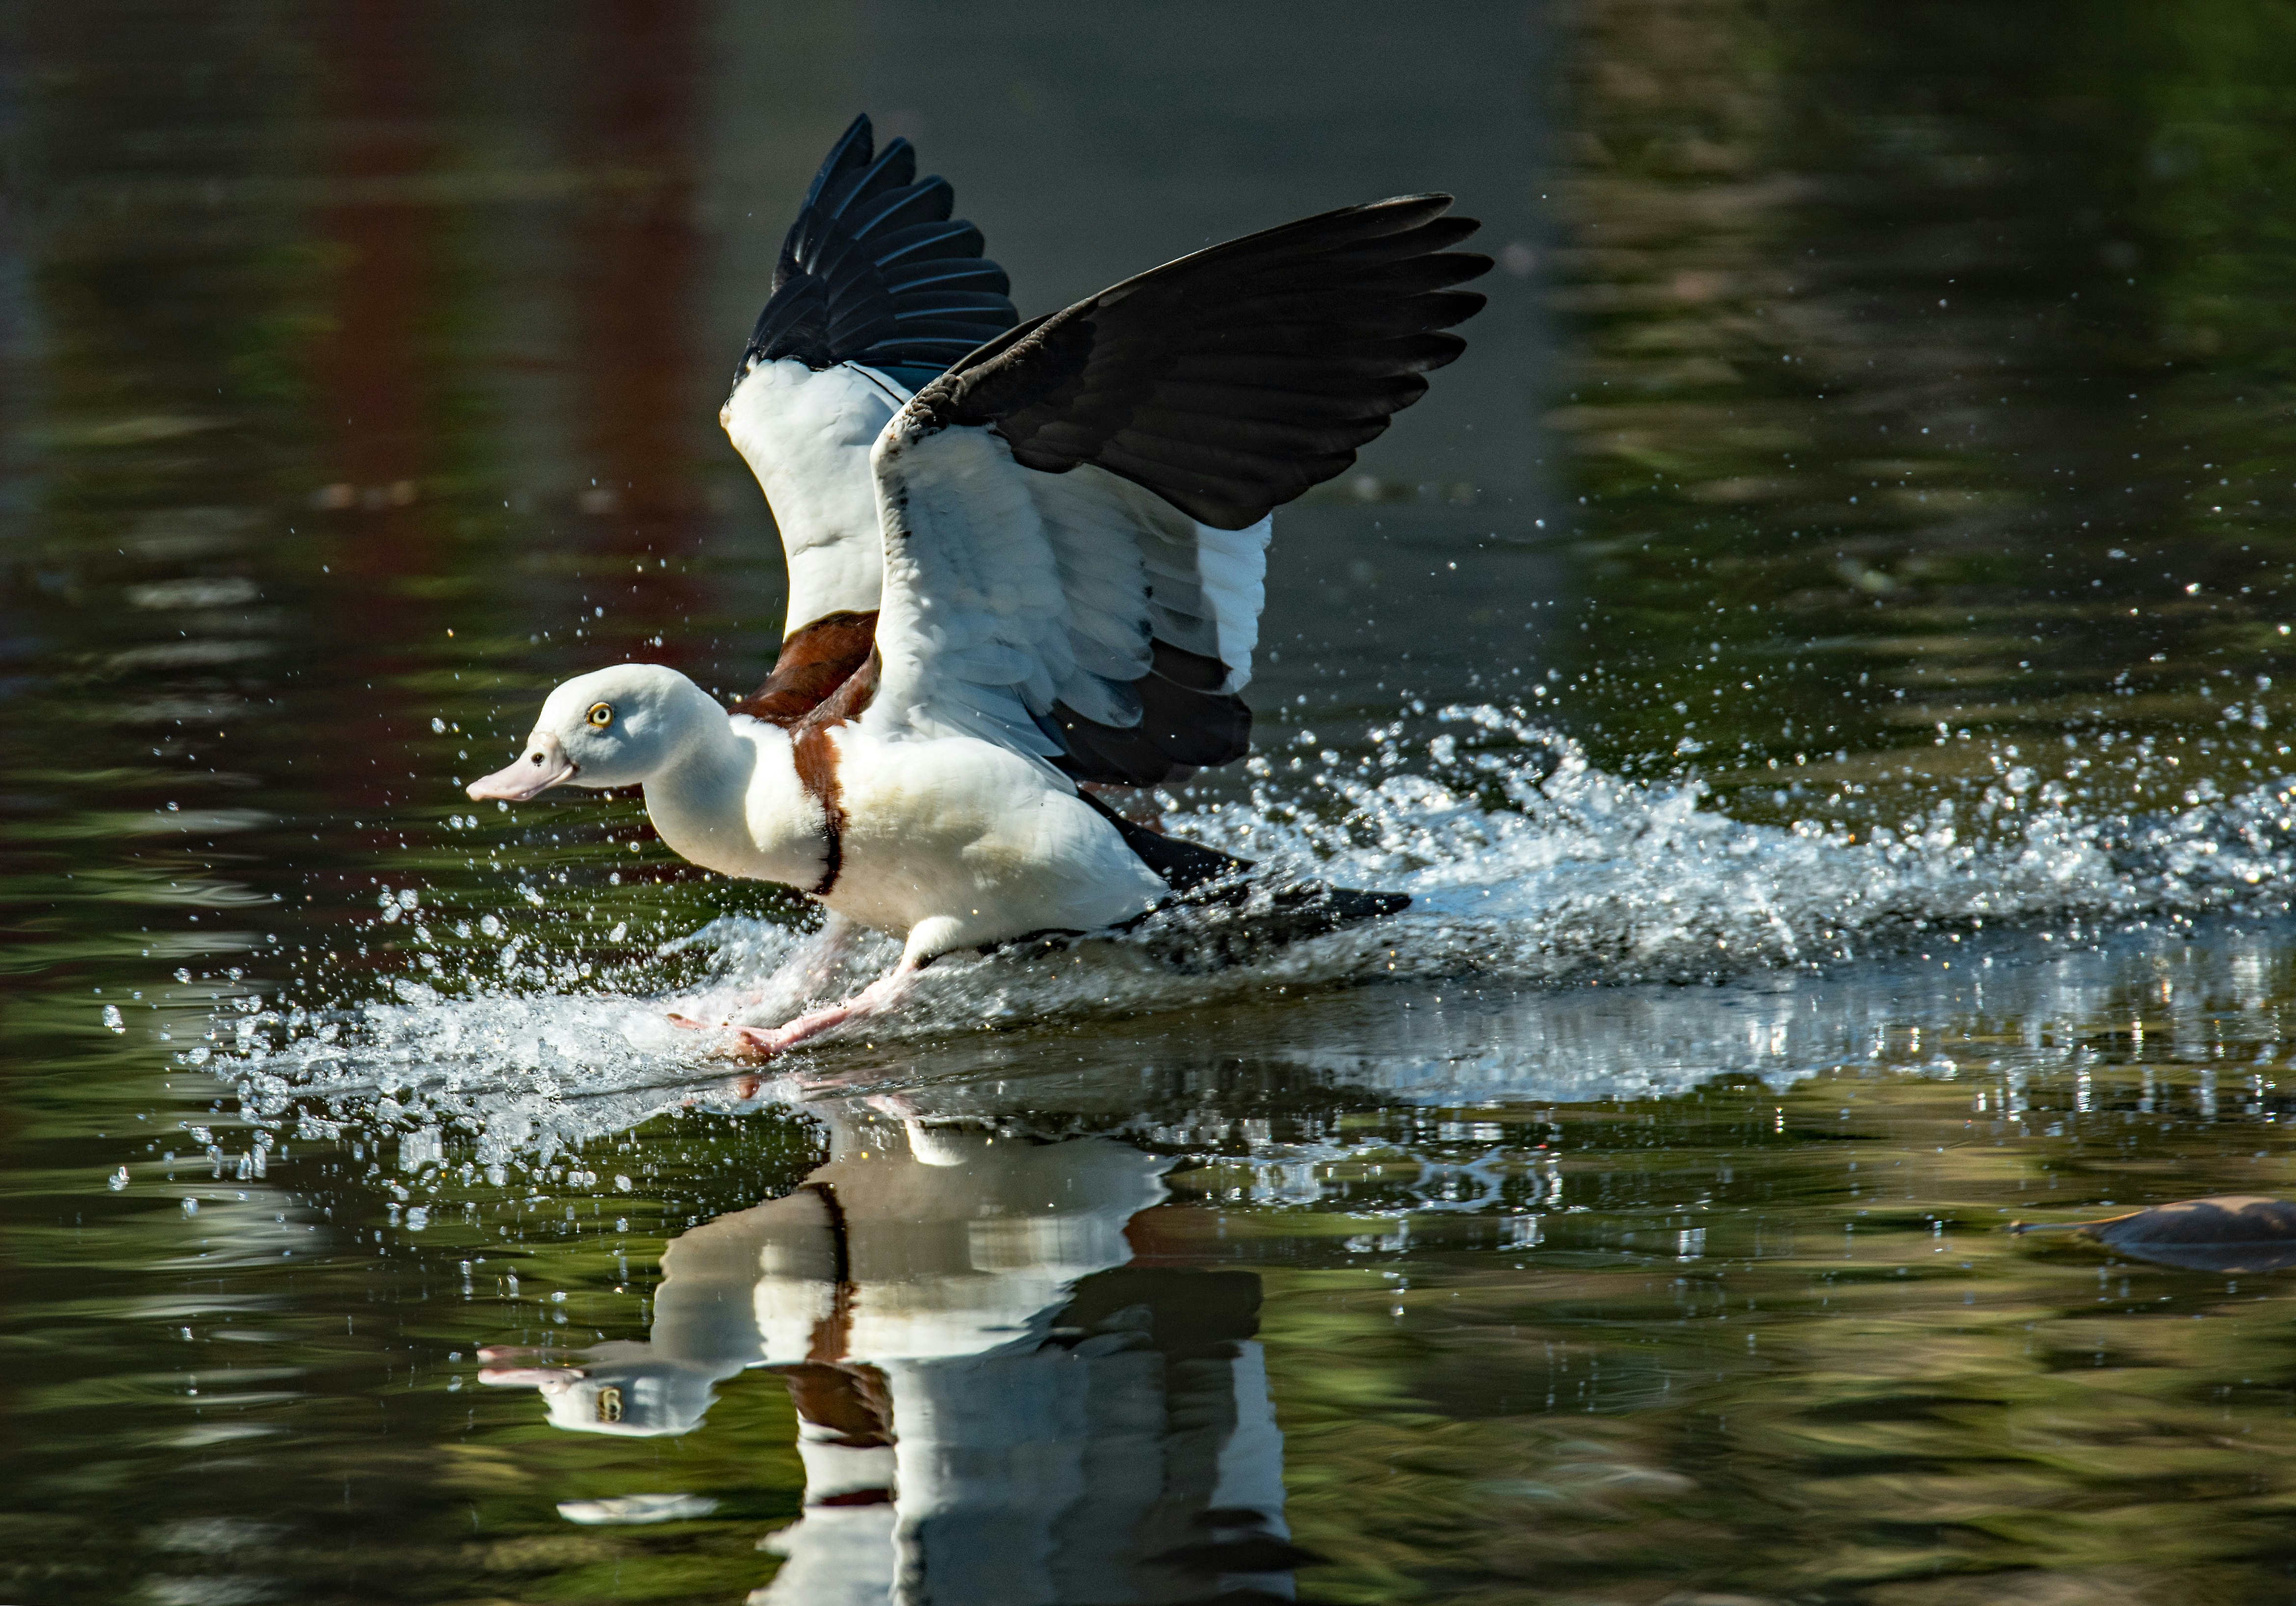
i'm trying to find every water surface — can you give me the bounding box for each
[12,4,2296,1603]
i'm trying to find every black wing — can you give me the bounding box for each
[737,115,1018,393]
[878,194,1487,786]
[913,194,1489,530]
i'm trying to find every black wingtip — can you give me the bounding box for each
[1330,886,1411,919]
[1114,876,1412,969]
[806,115,875,208]
[735,114,1018,390]
[945,189,1494,529]
[1359,191,1460,222]
[1076,789,1251,891]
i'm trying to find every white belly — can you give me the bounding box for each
[821,730,1166,960]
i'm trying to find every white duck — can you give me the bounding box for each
[469,129,1488,1060]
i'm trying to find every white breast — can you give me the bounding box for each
[821,726,1166,957]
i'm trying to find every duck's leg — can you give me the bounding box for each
[667,912,861,1029]
[727,956,922,1062]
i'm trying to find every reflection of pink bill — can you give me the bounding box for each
[556,1494,718,1526]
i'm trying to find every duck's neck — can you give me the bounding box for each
[642,715,760,880]
[642,715,826,890]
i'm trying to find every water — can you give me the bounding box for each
[14,4,2296,1602]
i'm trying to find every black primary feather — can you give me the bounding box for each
[736,114,1018,395]
[1049,790,1411,962]
[914,192,1490,529]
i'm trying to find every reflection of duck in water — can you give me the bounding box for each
[481,1110,1309,1603]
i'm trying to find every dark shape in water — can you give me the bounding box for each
[2014,1196,2296,1273]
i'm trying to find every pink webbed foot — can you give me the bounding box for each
[722,962,921,1066]
[668,914,863,1032]
[730,1004,861,1061]
[666,995,757,1031]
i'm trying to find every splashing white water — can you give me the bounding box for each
[219,705,2296,1156]
[1173,703,2296,979]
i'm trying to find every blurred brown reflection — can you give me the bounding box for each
[314,0,443,507]
[308,0,452,854]
[560,0,724,699]
[570,0,702,526]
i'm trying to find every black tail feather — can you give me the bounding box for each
[1052,789,1409,968]
[1077,787,1247,891]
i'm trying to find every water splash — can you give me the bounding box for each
[217,704,2296,1157]
[1171,703,2296,981]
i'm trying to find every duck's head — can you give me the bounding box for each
[467,663,719,802]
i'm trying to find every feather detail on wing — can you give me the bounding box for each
[911,192,1487,529]
[736,114,1017,392]
[863,195,1486,784]
[723,362,908,640]
[866,424,1074,766]
[720,114,1019,716]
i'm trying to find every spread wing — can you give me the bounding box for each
[723,115,1020,721]
[736,114,1018,395]
[860,194,1488,783]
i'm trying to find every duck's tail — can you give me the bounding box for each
[1074,790,1407,964]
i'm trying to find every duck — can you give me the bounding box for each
[467,117,1489,1060]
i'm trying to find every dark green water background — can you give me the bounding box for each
[18,3,2296,1602]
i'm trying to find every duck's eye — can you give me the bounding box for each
[585,703,614,729]
[597,1386,623,1423]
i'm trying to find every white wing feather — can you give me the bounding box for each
[866,421,1073,764]
[720,359,911,633]
[863,411,1273,771]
